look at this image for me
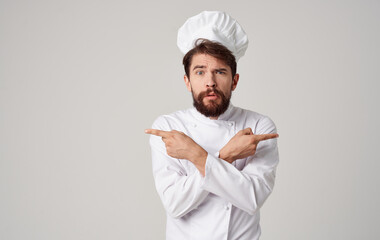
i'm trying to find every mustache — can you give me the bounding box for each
[199,88,223,98]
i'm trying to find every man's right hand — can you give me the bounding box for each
[218,128,279,163]
[145,128,208,176]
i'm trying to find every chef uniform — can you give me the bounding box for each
[149,11,279,240]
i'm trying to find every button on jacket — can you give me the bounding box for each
[149,104,279,240]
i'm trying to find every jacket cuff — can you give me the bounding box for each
[201,152,219,186]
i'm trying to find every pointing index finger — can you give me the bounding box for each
[256,133,279,142]
[145,129,169,138]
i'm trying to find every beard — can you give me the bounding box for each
[192,88,231,118]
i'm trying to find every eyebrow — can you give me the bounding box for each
[192,66,229,72]
[192,65,206,71]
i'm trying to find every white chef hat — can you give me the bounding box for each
[177,11,249,61]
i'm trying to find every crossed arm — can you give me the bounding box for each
[147,117,279,218]
[145,128,279,176]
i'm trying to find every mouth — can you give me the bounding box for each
[204,92,219,100]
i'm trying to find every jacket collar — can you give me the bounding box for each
[191,103,235,122]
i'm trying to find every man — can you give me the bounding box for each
[145,11,279,240]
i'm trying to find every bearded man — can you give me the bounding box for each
[145,11,279,240]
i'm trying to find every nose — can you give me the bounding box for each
[205,74,216,88]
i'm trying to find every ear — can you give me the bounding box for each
[184,75,192,92]
[231,73,239,91]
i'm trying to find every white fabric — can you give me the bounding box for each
[149,104,279,240]
[177,11,249,61]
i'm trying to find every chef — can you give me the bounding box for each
[145,11,279,240]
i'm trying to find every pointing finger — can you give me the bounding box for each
[145,129,169,138]
[256,133,279,142]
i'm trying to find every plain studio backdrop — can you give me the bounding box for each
[1,0,379,239]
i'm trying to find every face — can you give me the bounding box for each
[184,53,239,119]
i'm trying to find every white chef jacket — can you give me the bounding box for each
[149,104,279,240]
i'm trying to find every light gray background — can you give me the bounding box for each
[1,0,379,239]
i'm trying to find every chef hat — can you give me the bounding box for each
[177,11,249,61]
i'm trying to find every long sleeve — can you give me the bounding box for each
[200,116,279,215]
[150,116,209,219]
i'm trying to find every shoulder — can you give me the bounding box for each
[232,106,277,134]
[151,108,193,131]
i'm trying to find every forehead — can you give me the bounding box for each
[190,53,230,70]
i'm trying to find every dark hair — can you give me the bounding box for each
[182,39,237,78]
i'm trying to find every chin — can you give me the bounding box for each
[204,99,221,106]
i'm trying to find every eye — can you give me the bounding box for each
[216,70,225,74]
[196,71,203,75]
